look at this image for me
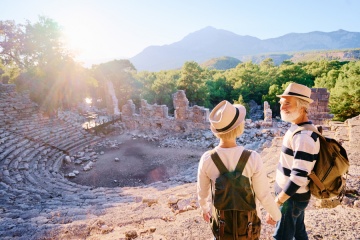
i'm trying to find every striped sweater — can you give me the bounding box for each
[275,121,320,201]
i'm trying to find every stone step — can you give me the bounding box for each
[0,145,17,162]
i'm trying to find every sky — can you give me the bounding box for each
[1,0,360,66]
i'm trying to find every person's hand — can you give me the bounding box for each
[266,213,276,225]
[203,212,211,223]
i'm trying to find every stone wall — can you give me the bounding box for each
[140,99,168,119]
[121,100,136,117]
[309,88,333,125]
[121,90,209,133]
[120,88,335,132]
[345,115,360,149]
[172,90,209,123]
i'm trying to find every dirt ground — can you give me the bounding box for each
[55,129,359,240]
[62,134,204,188]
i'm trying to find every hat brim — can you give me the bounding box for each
[210,104,246,134]
[276,94,314,103]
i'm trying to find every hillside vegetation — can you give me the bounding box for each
[201,56,242,70]
[212,49,360,68]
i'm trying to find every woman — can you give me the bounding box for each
[197,100,281,239]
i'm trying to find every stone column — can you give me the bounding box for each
[173,90,189,120]
[309,88,333,125]
[263,101,272,126]
[122,100,136,117]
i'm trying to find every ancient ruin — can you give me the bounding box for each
[117,87,333,133]
[309,88,333,125]
[121,90,210,133]
[263,101,273,126]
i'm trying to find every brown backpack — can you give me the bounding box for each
[210,149,261,240]
[292,124,349,200]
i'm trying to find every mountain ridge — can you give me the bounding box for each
[129,27,360,71]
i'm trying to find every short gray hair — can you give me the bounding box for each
[296,98,310,113]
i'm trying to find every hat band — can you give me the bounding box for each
[215,108,239,132]
[287,91,310,99]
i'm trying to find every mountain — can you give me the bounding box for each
[129,27,360,72]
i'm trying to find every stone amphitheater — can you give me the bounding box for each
[0,83,359,240]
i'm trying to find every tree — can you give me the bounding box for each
[275,64,313,87]
[259,58,275,70]
[92,59,138,108]
[177,61,208,106]
[314,69,340,90]
[23,16,70,67]
[206,74,233,108]
[136,71,157,103]
[226,62,270,105]
[302,60,346,80]
[329,61,360,121]
[0,20,26,67]
[1,17,70,69]
[1,17,99,113]
[151,70,179,107]
[234,95,250,118]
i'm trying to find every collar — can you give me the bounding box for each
[297,121,313,126]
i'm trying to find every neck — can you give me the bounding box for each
[292,113,309,125]
[218,139,237,148]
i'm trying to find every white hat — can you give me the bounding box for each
[209,100,246,134]
[276,83,313,103]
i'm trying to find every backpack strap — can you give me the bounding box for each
[210,150,229,174]
[247,210,254,240]
[236,149,252,174]
[308,171,329,198]
[210,149,252,174]
[292,124,322,140]
[292,124,329,197]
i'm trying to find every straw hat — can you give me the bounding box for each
[209,100,246,134]
[276,83,313,103]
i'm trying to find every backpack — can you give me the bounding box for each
[210,149,261,240]
[292,124,350,200]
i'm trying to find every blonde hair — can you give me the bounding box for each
[296,98,310,114]
[214,121,245,140]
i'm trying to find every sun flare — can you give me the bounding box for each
[85,98,92,104]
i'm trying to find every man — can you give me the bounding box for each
[266,83,320,240]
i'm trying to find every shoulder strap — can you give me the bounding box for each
[292,124,323,140]
[235,149,252,174]
[211,149,252,174]
[292,124,331,196]
[210,150,229,174]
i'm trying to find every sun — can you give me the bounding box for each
[85,98,92,104]
[61,15,106,63]
[59,12,136,66]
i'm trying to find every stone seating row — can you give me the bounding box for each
[2,111,99,152]
[0,135,91,202]
[1,126,97,170]
[0,85,120,229]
